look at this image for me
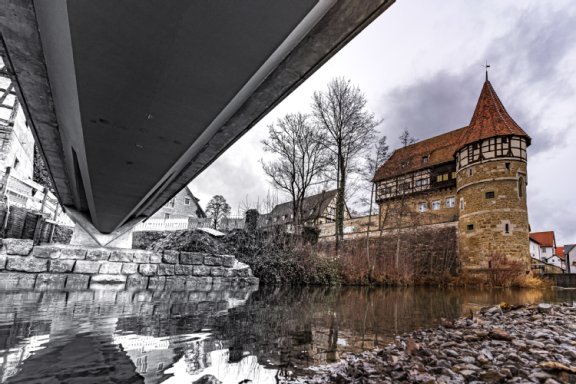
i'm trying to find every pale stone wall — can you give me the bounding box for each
[0,238,258,290]
[378,187,459,230]
[457,157,530,270]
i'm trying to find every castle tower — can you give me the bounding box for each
[455,79,531,271]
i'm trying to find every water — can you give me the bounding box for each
[0,285,575,383]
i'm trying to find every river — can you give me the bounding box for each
[0,285,575,383]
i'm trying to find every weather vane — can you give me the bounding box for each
[482,61,491,81]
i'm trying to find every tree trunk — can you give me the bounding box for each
[366,183,375,282]
[335,152,346,251]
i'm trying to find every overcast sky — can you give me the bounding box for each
[190,0,576,246]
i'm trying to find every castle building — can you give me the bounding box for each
[373,78,531,271]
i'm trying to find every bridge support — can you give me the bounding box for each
[66,208,140,249]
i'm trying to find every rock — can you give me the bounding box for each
[180,252,204,265]
[90,274,127,285]
[139,264,158,276]
[2,239,34,255]
[175,264,194,275]
[6,256,48,272]
[157,264,175,276]
[490,328,513,341]
[0,255,6,269]
[65,274,90,289]
[538,303,553,314]
[86,249,110,261]
[149,253,162,263]
[406,338,420,355]
[109,250,133,262]
[121,262,138,274]
[480,369,506,383]
[221,255,236,268]
[126,274,147,289]
[162,250,179,264]
[99,262,122,274]
[49,259,75,273]
[60,247,87,260]
[193,265,211,276]
[32,246,61,259]
[74,260,101,274]
[133,250,151,263]
[203,255,222,266]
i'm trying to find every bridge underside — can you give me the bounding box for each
[0,0,394,244]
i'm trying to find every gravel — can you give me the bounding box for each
[282,303,576,383]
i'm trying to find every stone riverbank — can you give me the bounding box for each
[286,303,576,384]
[0,238,258,290]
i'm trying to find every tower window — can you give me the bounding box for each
[460,198,465,210]
[505,223,510,234]
[418,202,427,213]
[518,177,525,198]
[445,197,455,208]
[468,168,473,176]
[485,191,495,199]
[505,162,510,171]
[467,224,474,231]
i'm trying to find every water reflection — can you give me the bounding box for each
[0,285,575,383]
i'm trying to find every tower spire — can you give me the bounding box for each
[482,61,490,82]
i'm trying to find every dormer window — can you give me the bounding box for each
[421,155,429,164]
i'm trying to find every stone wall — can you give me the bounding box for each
[457,158,530,271]
[0,238,258,290]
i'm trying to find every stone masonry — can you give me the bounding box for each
[0,238,258,290]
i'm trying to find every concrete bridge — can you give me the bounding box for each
[0,0,394,246]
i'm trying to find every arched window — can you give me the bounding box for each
[518,176,525,198]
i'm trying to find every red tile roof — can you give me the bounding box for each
[373,80,529,182]
[556,246,565,259]
[530,231,556,248]
[373,127,466,182]
[456,80,531,150]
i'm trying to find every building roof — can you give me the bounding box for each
[373,80,530,182]
[456,80,531,150]
[565,244,576,254]
[530,231,556,248]
[373,127,467,182]
[556,246,565,259]
[263,189,338,225]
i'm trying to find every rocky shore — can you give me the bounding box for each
[285,303,576,383]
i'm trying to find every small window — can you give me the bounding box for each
[169,199,175,207]
[467,224,474,231]
[468,168,473,176]
[164,213,170,220]
[418,202,427,213]
[436,175,442,182]
[505,162,510,171]
[502,137,508,144]
[13,158,19,170]
[157,362,164,371]
[451,172,456,179]
[505,223,510,234]
[442,173,449,181]
[432,200,441,210]
[460,198,465,210]
[485,191,495,199]
[518,177,525,198]
[445,197,455,208]
[422,155,429,164]
[184,197,191,205]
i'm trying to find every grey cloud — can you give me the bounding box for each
[378,4,576,154]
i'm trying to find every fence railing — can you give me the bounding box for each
[134,216,246,232]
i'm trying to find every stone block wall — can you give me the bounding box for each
[457,158,530,271]
[0,238,258,290]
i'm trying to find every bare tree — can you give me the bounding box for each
[205,195,231,229]
[312,77,380,249]
[261,112,328,230]
[363,134,389,281]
